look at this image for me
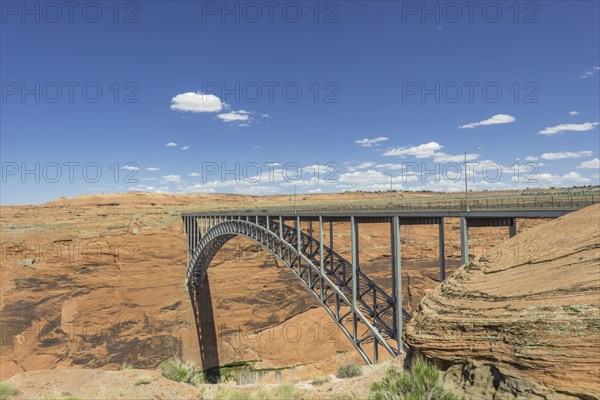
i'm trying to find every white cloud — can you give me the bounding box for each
[166,142,177,147]
[460,114,516,129]
[525,156,539,161]
[145,167,160,171]
[181,146,190,150]
[123,164,139,171]
[170,92,223,112]
[188,172,201,177]
[578,158,600,169]
[162,175,181,183]
[347,162,375,172]
[538,122,599,136]
[128,185,169,192]
[535,172,591,185]
[336,169,418,192]
[261,113,271,118]
[374,163,407,171]
[217,110,251,123]
[540,151,593,160]
[577,66,600,79]
[383,141,442,158]
[432,152,479,163]
[355,136,389,147]
[569,111,580,116]
[252,145,263,149]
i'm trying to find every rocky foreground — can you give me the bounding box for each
[407,204,600,399]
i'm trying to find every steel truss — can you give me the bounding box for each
[185,215,410,364]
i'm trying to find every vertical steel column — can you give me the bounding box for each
[309,220,313,256]
[308,219,313,286]
[279,216,283,258]
[460,216,469,265]
[439,218,446,282]
[392,216,403,352]
[296,216,301,274]
[329,222,334,273]
[509,218,517,238]
[319,216,325,299]
[184,216,190,266]
[390,218,397,336]
[266,215,270,250]
[351,216,358,340]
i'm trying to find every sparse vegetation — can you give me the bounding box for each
[336,362,362,379]
[0,381,18,400]
[202,384,302,400]
[133,375,152,386]
[159,357,204,386]
[312,375,330,385]
[121,362,134,371]
[273,384,301,399]
[41,392,78,400]
[370,357,460,400]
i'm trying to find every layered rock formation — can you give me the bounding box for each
[1,192,545,382]
[407,204,600,399]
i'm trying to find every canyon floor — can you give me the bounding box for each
[1,191,597,399]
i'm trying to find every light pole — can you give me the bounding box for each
[383,171,393,205]
[464,147,481,212]
[282,184,297,213]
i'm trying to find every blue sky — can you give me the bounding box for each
[1,0,599,205]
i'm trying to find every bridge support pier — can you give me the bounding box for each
[184,216,201,265]
[351,216,359,345]
[460,216,469,265]
[439,219,446,281]
[509,218,517,238]
[392,216,403,353]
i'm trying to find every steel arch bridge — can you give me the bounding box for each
[186,215,409,364]
[183,205,588,365]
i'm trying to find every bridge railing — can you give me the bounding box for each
[183,189,599,215]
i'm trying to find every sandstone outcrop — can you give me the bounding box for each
[406,204,600,399]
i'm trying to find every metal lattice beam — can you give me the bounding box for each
[184,216,409,364]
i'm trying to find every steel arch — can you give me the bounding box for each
[187,217,409,364]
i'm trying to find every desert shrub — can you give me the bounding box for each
[0,381,17,400]
[311,375,329,385]
[250,387,272,400]
[272,384,301,399]
[133,375,152,386]
[370,357,460,400]
[159,357,204,386]
[122,362,134,371]
[215,386,251,400]
[336,362,362,379]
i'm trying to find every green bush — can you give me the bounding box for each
[370,358,460,400]
[336,362,362,378]
[0,381,17,400]
[159,357,204,386]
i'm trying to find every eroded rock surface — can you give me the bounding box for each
[407,204,600,399]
